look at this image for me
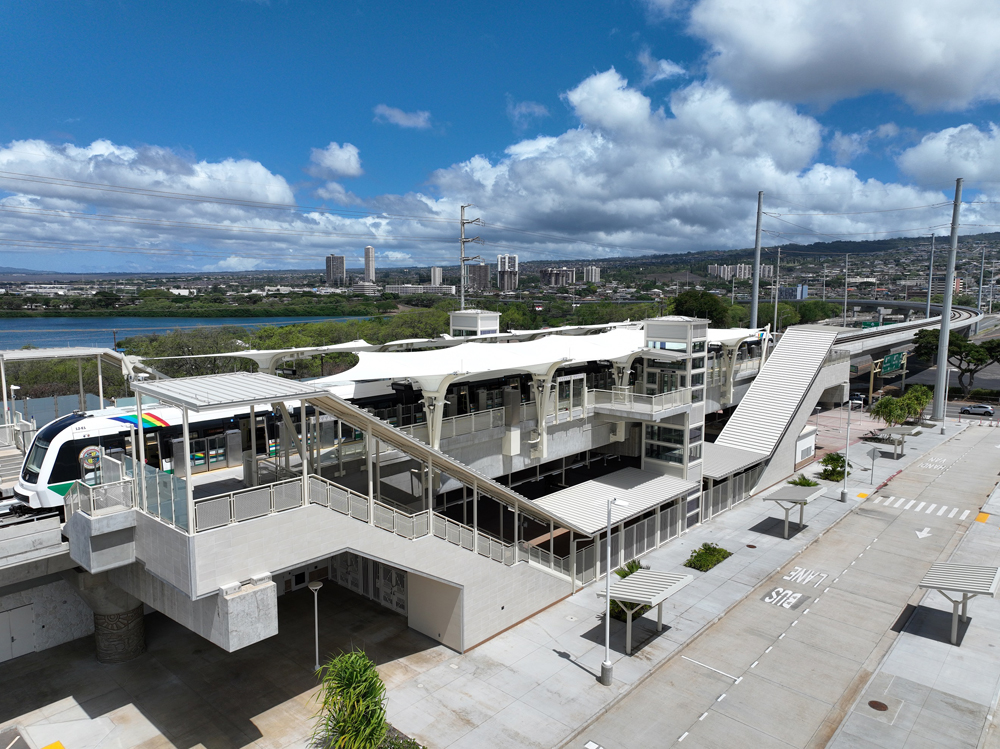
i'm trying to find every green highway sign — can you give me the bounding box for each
[882,352,904,374]
[861,321,881,329]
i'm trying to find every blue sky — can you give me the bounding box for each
[2,0,1000,273]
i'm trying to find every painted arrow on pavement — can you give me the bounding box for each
[915,528,932,539]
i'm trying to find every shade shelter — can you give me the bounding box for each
[918,562,1000,645]
[597,569,693,654]
[880,425,921,458]
[763,485,826,539]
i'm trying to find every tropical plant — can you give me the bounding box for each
[901,384,933,421]
[683,543,732,572]
[312,651,388,749]
[913,329,1000,398]
[869,395,908,427]
[787,474,819,487]
[818,452,850,481]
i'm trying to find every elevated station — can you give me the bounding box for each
[0,305,970,667]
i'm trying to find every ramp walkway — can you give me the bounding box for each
[715,326,840,464]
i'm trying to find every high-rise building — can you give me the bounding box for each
[325,255,346,286]
[430,267,443,286]
[541,267,576,287]
[583,266,600,284]
[466,262,490,291]
[497,254,519,291]
[364,246,376,283]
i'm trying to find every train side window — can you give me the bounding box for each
[50,439,99,484]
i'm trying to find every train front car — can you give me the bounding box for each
[13,413,93,512]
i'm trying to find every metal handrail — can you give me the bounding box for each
[590,387,692,411]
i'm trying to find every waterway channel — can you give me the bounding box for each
[0,315,369,350]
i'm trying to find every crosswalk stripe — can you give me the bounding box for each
[937,506,947,516]
[961,510,971,520]
[905,500,916,510]
[926,504,936,514]
[873,496,883,504]
[950,508,959,518]
[915,502,926,512]
[894,497,907,508]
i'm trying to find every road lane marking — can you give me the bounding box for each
[905,500,916,510]
[937,506,948,516]
[962,510,971,520]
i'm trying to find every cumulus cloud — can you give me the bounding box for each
[4,71,997,274]
[830,123,901,165]
[897,123,1000,186]
[308,141,362,178]
[205,255,263,271]
[689,0,1000,110]
[373,104,432,129]
[637,47,685,87]
[506,97,550,131]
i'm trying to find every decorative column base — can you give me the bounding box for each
[94,605,145,663]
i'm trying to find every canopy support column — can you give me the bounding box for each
[182,407,193,534]
[1,357,8,427]
[249,404,257,486]
[78,358,86,411]
[299,403,309,506]
[136,394,147,512]
[96,355,104,407]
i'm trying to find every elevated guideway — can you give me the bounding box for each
[832,300,981,357]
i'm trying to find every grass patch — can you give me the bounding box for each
[683,542,733,572]
[787,474,819,487]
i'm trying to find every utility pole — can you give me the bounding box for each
[750,191,763,328]
[925,234,935,319]
[842,254,849,327]
[932,178,963,428]
[978,242,987,312]
[459,204,483,311]
[822,264,826,301]
[991,261,996,315]
[772,247,781,334]
[731,274,735,305]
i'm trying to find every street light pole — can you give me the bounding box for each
[601,497,628,687]
[843,254,849,327]
[308,580,323,672]
[840,400,851,502]
[926,234,935,319]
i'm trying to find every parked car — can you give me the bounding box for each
[960,404,995,416]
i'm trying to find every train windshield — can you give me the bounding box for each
[21,414,88,484]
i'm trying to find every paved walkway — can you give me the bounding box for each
[572,425,1000,749]
[384,421,965,748]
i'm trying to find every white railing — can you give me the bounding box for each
[400,407,505,443]
[307,473,432,541]
[516,542,571,577]
[66,478,135,518]
[591,387,692,413]
[432,512,516,566]
[194,478,303,532]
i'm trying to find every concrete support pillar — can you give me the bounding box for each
[65,570,145,663]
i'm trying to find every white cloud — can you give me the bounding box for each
[205,255,263,271]
[830,123,901,165]
[373,104,432,129]
[506,97,550,131]
[382,251,412,261]
[315,181,362,205]
[637,47,685,87]
[897,123,1000,185]
[308,141,362,178]
[688,0,1000,109]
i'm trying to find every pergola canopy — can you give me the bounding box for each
[130,371,333,412]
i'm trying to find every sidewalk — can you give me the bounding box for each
[830,470,1000,747]
[386,422,967,748]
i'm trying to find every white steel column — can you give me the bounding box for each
[77,359,86,411]
[299,404,309,506]
[570,532,577,594]
[1,357,7,427]
[96,355,104,408]
[136,395,147,511]
[182,407,194,533]
[249,404,257,486]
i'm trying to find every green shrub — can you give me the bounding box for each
[684,543,733,572]
[313,651,388,749]
[818,452,850,481]
[787,474,819,487]
[609,559,650,622]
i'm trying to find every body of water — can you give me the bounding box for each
[0,315,370,350]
